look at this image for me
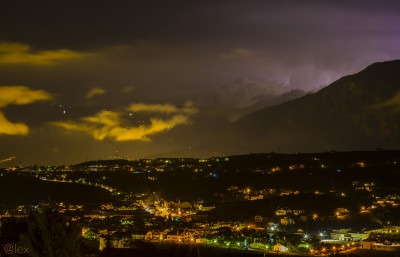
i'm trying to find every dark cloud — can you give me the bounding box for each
[0,1,400,165]
[197,78,306,121]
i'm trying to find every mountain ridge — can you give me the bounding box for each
[200,60,400,155]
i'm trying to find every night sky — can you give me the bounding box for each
[1,0,400,165]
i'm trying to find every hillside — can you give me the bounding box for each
[205,60,400,155]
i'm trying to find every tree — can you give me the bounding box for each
[0,217,27,242]
[19,206,81,257]
[309,235,321,249]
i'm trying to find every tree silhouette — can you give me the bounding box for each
[19,206,81,257]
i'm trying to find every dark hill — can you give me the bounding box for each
[0,174,112,208]
[206,60,400,154]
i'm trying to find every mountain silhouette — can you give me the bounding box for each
[203,60,400,155]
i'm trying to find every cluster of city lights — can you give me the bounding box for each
[0,156,15,164]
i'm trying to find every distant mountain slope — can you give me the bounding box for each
[205,60,400,155]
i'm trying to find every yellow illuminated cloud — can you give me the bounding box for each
[0,42,89,66]
[127,101,197,115]
[0,85,52,136]
[0,86,52,108]
[0,112,29,136]
[87,87,106,98]
[53,102,197,142]
[373,91,400,111]
[122,86,135,93]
